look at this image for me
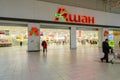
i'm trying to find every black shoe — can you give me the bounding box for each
[100,58,103,62]
[106,61,109,63]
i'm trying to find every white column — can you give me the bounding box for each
[98,28,103,48]
[28,23,40,52]
[70,27,76,49]
[98,28,109,48]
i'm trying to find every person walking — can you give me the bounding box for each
[101,39,111,63]
[20,41,22,46]
[119,41,120,48]
[41,40,47,53]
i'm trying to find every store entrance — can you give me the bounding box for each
[40,28,70,48]
[0,26,27,47]
[76,28,99,47]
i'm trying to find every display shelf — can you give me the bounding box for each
[0,43,12,47]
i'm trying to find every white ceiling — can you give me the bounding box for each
[38,0,120,14]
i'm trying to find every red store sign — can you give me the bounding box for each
[55,8,95,24]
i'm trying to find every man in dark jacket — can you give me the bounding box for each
[101,39,111,63]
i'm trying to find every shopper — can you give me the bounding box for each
[20,41,22,46]
[119,41,120,48]
[101,39,111,63]
[41,40,47,53]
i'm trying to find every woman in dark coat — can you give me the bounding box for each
[41,40,47,53]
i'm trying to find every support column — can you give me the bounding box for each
[28,23,40,52]
[70,27,76,49]
[98,28,102,48]
[98,28,109,48]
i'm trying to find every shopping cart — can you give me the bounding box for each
[109,52,120,64]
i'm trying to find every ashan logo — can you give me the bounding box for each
[29,27,39,36]
[29,27,43,36]
[55,8,95,24]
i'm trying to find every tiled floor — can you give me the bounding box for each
[0,46,120,80]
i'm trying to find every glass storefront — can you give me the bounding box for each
[40,28,70,46]
[76,30,98,46]
[0,26,27,47]
[0,26,100,47]
[1,25,119,48]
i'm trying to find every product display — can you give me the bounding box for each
[0,39,12,47]
[0,26,28,47]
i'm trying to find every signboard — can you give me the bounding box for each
[108,34,114,40]
[109,40,114,47]
[108,34,114,47]
[55,8,95,24]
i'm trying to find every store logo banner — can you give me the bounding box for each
[29,26,43,36]
[29,27,39,36]
[55,8,95,24]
